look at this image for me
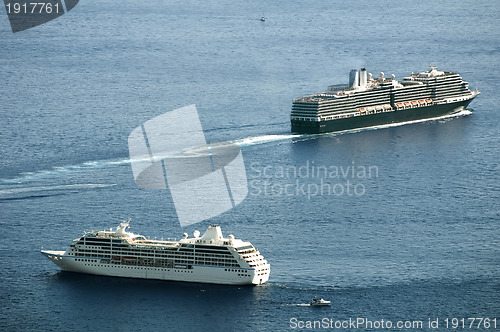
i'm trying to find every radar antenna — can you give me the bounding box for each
[119,218,132,230]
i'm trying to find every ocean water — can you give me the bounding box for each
[1,0,499,331]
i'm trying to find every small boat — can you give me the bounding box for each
[310,298,331,306]
[260,16,266,22]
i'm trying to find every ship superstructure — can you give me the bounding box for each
[291,66,479,133]
[42,221,270,285]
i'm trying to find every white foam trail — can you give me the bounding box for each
[1,136,303,184]
[0,110,471,184]
[1,159,132,184]
[0,183,117,196]
[343,109,472,133]
[233,134,302,147]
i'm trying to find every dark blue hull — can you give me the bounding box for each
[291,99,473,134]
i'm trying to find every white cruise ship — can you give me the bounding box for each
[41,221,270,285]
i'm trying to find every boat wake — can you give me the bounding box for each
[1,159,131,185]
[232,134,302,147]
[0,109,471,185]
[0,135,303,185]
[0,183,117,201]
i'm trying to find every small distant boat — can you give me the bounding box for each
[260,16,266,22]
[310,298,331,306]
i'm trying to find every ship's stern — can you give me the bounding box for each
[250,262,271,285]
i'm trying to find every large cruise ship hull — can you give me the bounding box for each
[42,250,269,286]
[291,98,474,134]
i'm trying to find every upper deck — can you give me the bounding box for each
[76,222,252,251]
[293,66,462,103]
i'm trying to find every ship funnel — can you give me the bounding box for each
[201,225,223,242]
[359,68,367,88]
[349,69,359,89]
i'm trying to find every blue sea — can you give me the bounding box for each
[1,0,499,331]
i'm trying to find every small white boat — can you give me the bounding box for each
[310,298,331,306]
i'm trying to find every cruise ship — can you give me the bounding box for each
[41,221,270,285]
[291,66,479,134]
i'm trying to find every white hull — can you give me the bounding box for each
[42,250,269,285]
